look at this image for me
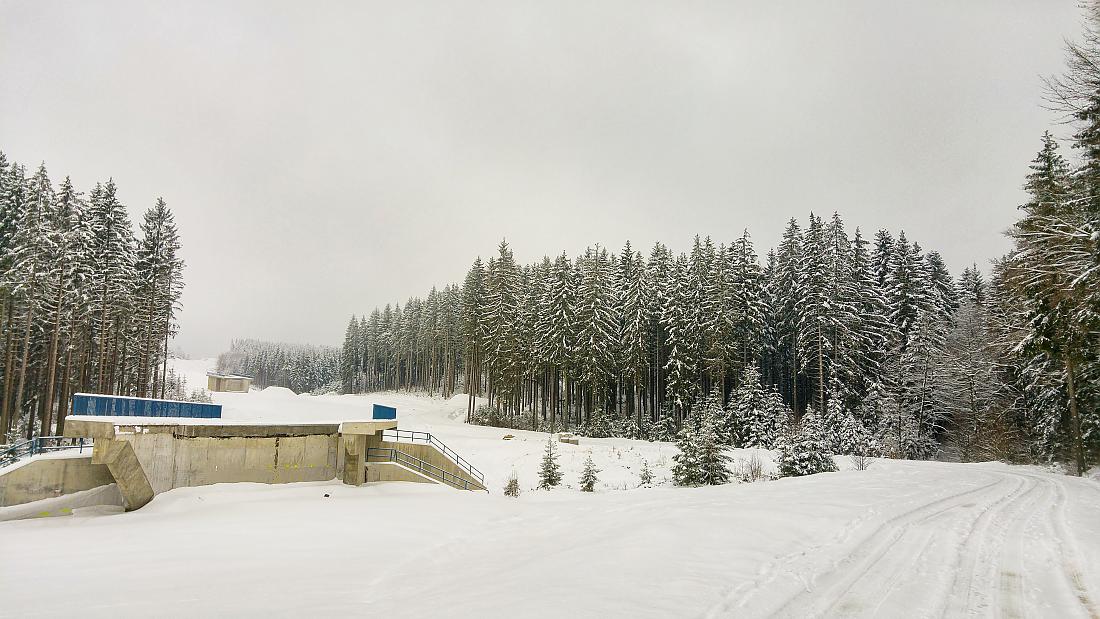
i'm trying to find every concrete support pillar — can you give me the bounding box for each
[93,438,155,511]
[342,434,367,486]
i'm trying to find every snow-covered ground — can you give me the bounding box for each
[2,359,1099,618]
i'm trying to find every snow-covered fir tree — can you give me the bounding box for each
[672,397,731,486]
[777,409,839,477]
[579,453,600,492]
[537,437,562,489]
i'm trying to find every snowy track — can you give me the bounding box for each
[730,468,1100,619]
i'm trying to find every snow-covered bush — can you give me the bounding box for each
[734,453,767,482]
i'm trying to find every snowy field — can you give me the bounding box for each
[1,359,1099,618]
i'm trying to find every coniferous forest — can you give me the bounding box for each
[217,338,339,394]
[0,156,184,441]
[337,14,1100,473]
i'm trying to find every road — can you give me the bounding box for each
[725,467,1100,618]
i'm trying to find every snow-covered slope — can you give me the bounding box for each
[2,458,1097,618]
[5,358,1097,618]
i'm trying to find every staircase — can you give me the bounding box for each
[366,447,486,491]
[380,429,485,486]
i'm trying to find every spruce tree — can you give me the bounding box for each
[777,409,838,477]
[579,453,600,492]
[638,459,654,486]
[671,420,700,486]
[672,400,731,486]
[730,365,766,447]
[537,436,562,489]
[504,471,521,497]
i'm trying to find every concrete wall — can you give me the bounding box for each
[119,433,339,494]
[0,454,115,507]
[0,484,123,521]
[207,376,252,392]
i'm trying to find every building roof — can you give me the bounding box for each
[206,372,253,380]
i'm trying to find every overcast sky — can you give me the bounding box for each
[0,0,1085,357]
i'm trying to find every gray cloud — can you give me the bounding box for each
[0,0,1082,356]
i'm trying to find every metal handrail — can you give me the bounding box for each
[380,429,484,484]
[366,447,486,492]
[0,436,94,467]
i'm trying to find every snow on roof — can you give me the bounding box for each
[206,372,253,379]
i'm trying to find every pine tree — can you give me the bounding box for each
[730,365,766,447]
[662,255,699,419]
[671,421,700,486]
[537,436,562,489]
[672,398,731,486]
[1001,132,1097,472]
[504,471,521,497]
[638,459,654,486]
[579,453,600,492]
[695,400,732,485]
[777,409,838,477]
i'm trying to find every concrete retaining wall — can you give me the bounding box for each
[119,433,340,494]
[0,454,116,507]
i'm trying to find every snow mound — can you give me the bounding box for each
[254,386,298,398]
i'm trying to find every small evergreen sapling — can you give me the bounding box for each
[537,436,563,489]
[638,459,654,486]
[579,453,600,492]
[504,471,521,497]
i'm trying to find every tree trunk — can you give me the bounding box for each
[13,301,36,436]
[1065,354,1086,476]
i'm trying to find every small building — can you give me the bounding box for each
[206,372,252,393]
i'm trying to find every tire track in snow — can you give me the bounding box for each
[942,472,1041,617]
[708,475,1007,618]
[713,468,1100,619]
[1042,474,1100,618]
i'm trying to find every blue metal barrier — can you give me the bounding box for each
[71,393,222,419]
[372,404,397,420]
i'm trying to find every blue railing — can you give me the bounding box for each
[0,436,94,468]
[381,429,484,484]
[366,447,485,492]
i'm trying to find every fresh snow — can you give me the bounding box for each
[2,358,1099,618]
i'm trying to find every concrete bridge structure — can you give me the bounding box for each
[0,415,486,518]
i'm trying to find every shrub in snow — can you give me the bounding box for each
[537,437,563,489]
[638,459,655,486]
[672,404,732,486]
[579,454,600,492]
[504,471,521,497]
[777,409,838,477]
[734,453,767,483]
